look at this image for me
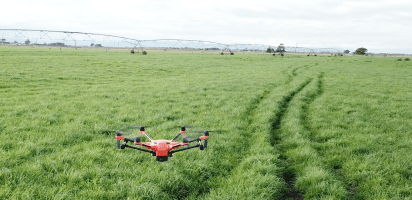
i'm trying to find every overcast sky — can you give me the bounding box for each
[1,0,411,53]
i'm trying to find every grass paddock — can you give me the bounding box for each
[1,47,412,199]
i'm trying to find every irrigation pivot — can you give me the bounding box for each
[0,29,343,54]
[307,49,317,56]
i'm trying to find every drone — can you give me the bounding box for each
[115,126,209,162]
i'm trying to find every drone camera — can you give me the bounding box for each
[156,156,168,162]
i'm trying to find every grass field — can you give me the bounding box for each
[1,47,411,199]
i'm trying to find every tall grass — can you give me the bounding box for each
[1,47,412,199]
[308,57,412,199]
[0,47,290,199]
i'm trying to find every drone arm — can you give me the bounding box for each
[200,136,209,140]
[172,133,182,141]
[188,138,199,143]
[170,136,209,154]
[116,136,136,143]
[116,135,136,149]
[116,134,134,142]
[124,138,135,143]
[132,126,153,141]
[171,143,184,149]
[123,144,155,154]
[169,144,201,154]
[187,135,209,143]
[173,127,188,141]
[140,143,151,148]
[139,131,153,141]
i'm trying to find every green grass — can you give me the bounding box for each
[1,47,412,199]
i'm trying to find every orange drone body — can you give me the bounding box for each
[116,127,209,162]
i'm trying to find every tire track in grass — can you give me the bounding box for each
[199,91,281,199]
[291,65,309,77]
[283,64,310,85]
[196,63,314,199]
[273,72,348,199]
[171,78,281,199]
[269,77,312,144]
[303,73,359,199]
[201,66,316,199]
[213,64,299,169]
[269,77,312,200]
[304,73,354,199]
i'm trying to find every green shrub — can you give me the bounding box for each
[397,58,402,61]
[405,58,410,61]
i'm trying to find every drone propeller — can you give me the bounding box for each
[131,126,145,129]
[126,126,153,141]
[180,126,193,132]
[179,125,192,128]
[129,126,146,131]
[196,131,211,136]
[116,131,130,136]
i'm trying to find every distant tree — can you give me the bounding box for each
[1,38,5,43]
[25,39,31,45]
[48,42,65,47]
[344,50,350,54]
[90,43,94,47]
[355,47,367,55]
[95,44,102,47]
[266,47,274,53]
[206,47,219,51]
[276,43,285,53]
[13,41,18,44]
